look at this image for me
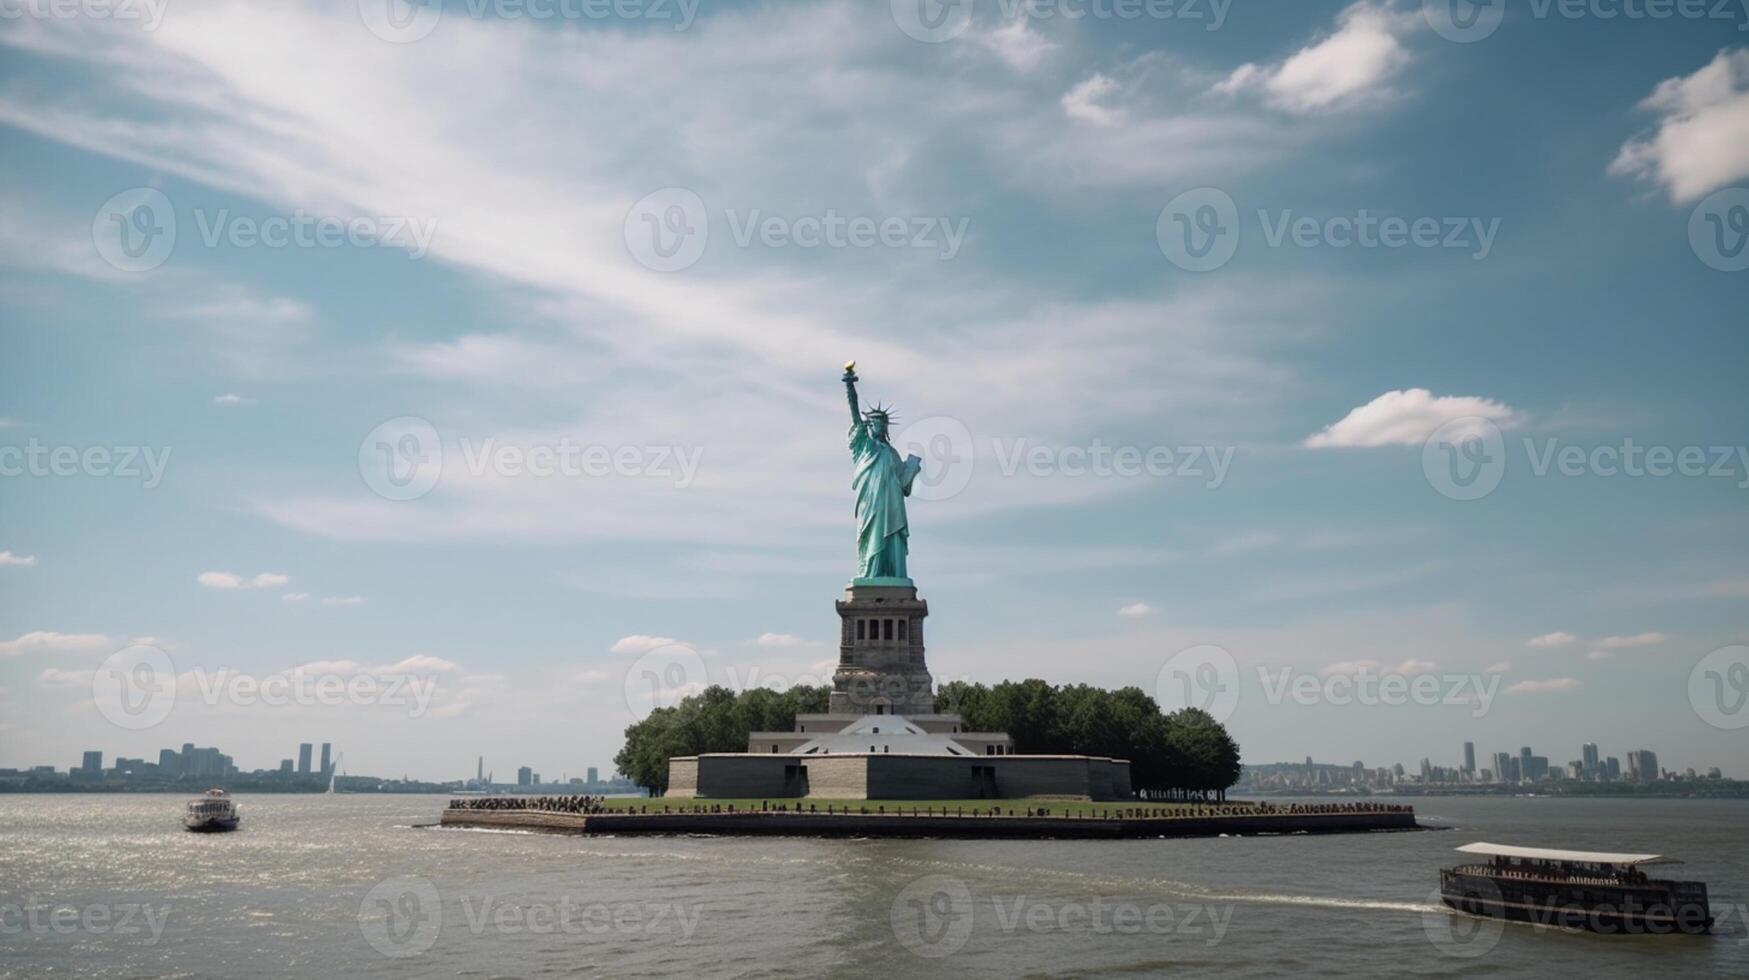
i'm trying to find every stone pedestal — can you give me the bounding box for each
[829,584,935,715]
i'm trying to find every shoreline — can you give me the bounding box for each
[437,807,1421,839]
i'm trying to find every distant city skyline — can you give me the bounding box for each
[3,2,1747,782]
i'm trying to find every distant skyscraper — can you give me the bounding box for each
[279,759,293,774]
[320,743,331,776]
[1605,756,1621,780]
[1628,749,1659,782]
[517,766,533,787]
[1493,752,1513,783]
[477,756,484,784]
[298,743,313,775]
[80,751,102,773]
[1582,742,1599,774]
[587,767,599,784]
[1463,742,1476,774]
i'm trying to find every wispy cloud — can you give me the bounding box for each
[1506,677,1583,695]
[0,551,38,567]
[198,571,289,590]
[0,631,111,657]
[1526,631,1576,648]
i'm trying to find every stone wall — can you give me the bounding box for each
[670,752,1132,800]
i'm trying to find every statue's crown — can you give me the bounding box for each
[862,401,897,423]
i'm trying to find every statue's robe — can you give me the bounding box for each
[849,420,919,581]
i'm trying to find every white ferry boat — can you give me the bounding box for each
[183,789,241,833]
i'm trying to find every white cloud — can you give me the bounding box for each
[977,17,1055,72]
[1610,48,1749,203]
[1117,602,1154,618]
[1596,632,1665,649]
[282,592,309,602]
[751,632,810,648]
[1212,1,1414,113]
[1586,650,1611,661]
[1526,631,1576,648]
[1485,661,1511,674]
[1321,657,1437,676]
[1062,74,1122,126]
[37,667,93,688]
[212,393,256,406]
[1506,677,1583,695]
[610,635,683,655]
[319,596,366,607]
[0,550,38,566]
[198,571,289,590]
[0,631,111,657]
[1304,389,1521,448]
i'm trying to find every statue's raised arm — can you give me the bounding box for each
[843,360,862,427]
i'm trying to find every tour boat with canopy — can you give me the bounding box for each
[1440,841,1711,934]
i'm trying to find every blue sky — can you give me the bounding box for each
[1,0,1746,782]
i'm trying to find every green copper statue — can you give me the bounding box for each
[843,361,922,585]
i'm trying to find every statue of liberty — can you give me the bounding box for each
[843,361,923,585]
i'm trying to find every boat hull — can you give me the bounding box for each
[1441,871,1711,935]
[183,815,240,833]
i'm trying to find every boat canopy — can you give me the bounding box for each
[1456,842,1666,865]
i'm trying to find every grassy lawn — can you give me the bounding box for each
[588,798,1251,818]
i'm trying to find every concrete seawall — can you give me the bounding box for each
[438,808,1419,839]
